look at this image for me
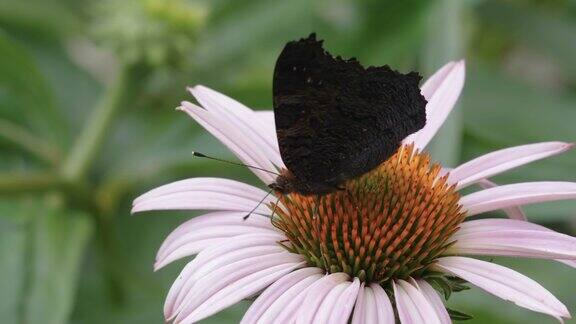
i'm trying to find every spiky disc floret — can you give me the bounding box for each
[273,144,465,284]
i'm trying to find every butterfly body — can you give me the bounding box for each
[270,34,427,196]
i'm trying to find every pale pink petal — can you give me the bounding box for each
[327,278,361,324]
[131,190,272,215]
[191,85,255,114]
[477,179,527,220]
[181,101,277,180]
[130,177,275,214]
[393,280,425,324]
[420,62,458,99]
[352,284,396,324]
[157,211,275,256]
[166,249,288,320]
[182,233,285,279]
[395,279,442,324]
[183,95,279,168]
[179,102,277,183]
[403,60,465,150]
[453,219,576,266]
[255,273,324,323]
[155,217,281,270]
[155,211,277,269]
[155,228,278,271]
[254,110,277,140]
[414,279,451,324]
[179,261,305,323]
[296,273,350,324]
[370,283,395,324]
[133,177,271,206]
[173,252,305,323]
[270,272,330,323]
[450,230,576,260]
[460,181,576,216]
[351,284,368,324]
[132,177,285,217]
[557,260,576,268]
[164,233,286,319]
[433,256,570,321]
[452,218,553,234]
[241,267,324,324]
[189,86,284,168]
[449,142,573,189]
[164,260,195,319]
[312,282,350,323]
[450,219,576,260]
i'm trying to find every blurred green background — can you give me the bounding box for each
[0,0,575,323]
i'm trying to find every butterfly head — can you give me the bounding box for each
[269,168,343,196]
[268,169,296,195]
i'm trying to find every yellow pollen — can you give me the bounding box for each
[272,144,465,284]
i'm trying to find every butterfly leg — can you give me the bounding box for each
[269,194,281,220]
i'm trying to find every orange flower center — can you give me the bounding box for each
[272,144,465,284]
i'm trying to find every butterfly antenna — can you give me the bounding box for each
[243,188,275,220]
[192,151,280,175]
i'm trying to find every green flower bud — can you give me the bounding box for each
[91,0,208,67]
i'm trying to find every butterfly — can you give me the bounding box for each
[268,33,427,196]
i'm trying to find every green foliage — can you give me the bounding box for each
[0,31,66,162]
[422,0,467,166]
[425,273,470,300]
[0,198,93,324]
[0,0,575,323]
[447,307,474,321]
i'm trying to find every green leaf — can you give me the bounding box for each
[0,0,78,41]
[348,0,433,67]
[195,0,314,69]
[427,275,470,301]
[429,277,453,300]
[477,1,576,80]
[447,307,474,321]
[0,197,94,324]
[0,31,65,162]
[463,66,576,145]
[25,41,102,141]
[24,201,93,324]
[461,66,576,221]
[0,200,29,323]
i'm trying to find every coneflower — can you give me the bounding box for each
[133,61,576,323]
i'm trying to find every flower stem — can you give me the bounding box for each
[0,171,61,194]
[422,0,467,166]
[0,119,61,165]
[60,63,143,183]
[58,63,147,305]
[93,210,126,304]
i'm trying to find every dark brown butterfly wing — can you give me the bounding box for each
[273,33,426,188]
